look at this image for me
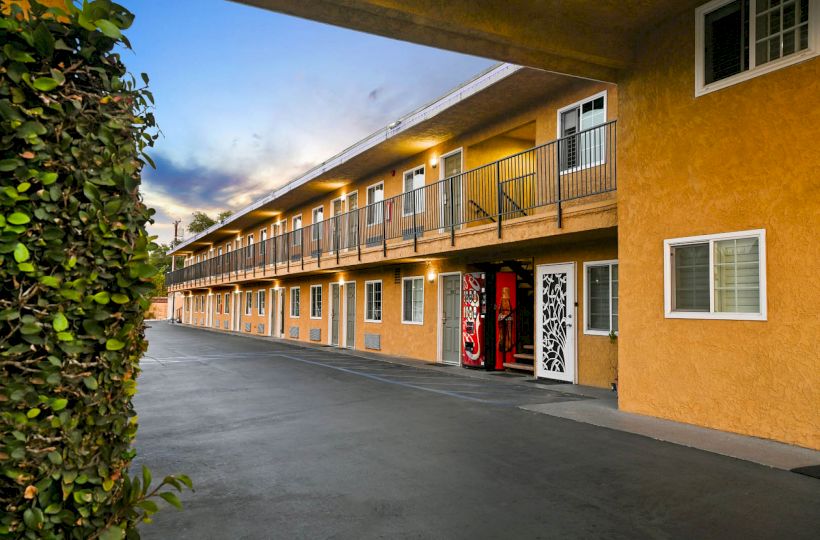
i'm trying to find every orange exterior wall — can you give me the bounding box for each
[617,10,820,449]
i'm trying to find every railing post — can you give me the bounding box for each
[382,202,387,257]
[556,137,563,228]
[412,188,417,252]
[496,162,502,238]
[317,224,321,268]
[357,209,361,262]
[301,228,304,270]
[336,216,340,264]
[273,237,277,275]
[449,176,456,246]
[287,234,290,273]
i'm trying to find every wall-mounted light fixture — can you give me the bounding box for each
[426,263,436,283]
[430,156,438,169]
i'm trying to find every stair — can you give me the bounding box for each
[513,352,534,361]
[522,344,533,351]
[503,362,534,373]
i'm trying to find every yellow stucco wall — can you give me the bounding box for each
[617,10,820,449]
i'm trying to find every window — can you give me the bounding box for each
[290,287,300,317]
[664,229,766,320]
[365,280,382,322]
[218,247,223,257]
[584,261,619,335]
[311,206,324,242]
[292,215,302,246]
[558,92,607,170]
[257,290,266,315]
[402,166,425,215]
[366,182,384,226]
[224,292,230,314]
[696,0,817,95]
[245,291,253,316]
[260,229,267,258]
[216,293,222,314]
[274,220,286,237]
[401,277,424,324]
[310,285,322,319]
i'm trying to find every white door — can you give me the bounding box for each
[535,263,576,382]
[233,292,241,332]
[330,283,341,346]
[278,289,285,337]
[269,288,277,337]
[345,282,356,348]
[440,273,461,365]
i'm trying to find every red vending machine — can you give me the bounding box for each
[461,272,486,368]
[495,272,517,370]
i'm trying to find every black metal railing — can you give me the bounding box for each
[166,121,616,287]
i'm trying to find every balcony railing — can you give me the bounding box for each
[166,120,616,287]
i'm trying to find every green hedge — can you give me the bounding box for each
[1,2,189,538]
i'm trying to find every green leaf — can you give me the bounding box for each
[99,525,124,540]
[39,276,60,288]
[53,313,68,331]
[138,499,159,513]
[44,502,62,515]
[0,159,22,171]
[51,398,68,411]
[83,376,98,390]
[92,291,110,304]
[56,332,74,341]
[111,293,130,304]
[18,262,35,273]
[176,474,194,490]
[8,212,30,225]
[33,23,56,57]
[142,466,152,490]
[47,451,62,465]
[40,171,59,185]
[14,243,30,263]
[105,339,125,351]
[27,408,41,418]
[95,19,122,39]
[33,77,60,91]
[160,491,183,509]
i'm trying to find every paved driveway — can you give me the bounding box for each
[135,323,819,539]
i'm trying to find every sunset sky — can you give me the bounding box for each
[118,0,495,244]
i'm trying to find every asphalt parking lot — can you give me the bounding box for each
[134,323,820,539]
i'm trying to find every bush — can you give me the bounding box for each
[0,1,190,538]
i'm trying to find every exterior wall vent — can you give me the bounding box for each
[364,333,381,350]
[257,324,265,334]
[289,326,299,338]
[394,268,401,284]
[309,328,321,341]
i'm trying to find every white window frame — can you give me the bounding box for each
[664,229,767,321]
[401,165,426,217]
[292,215,302,246]
[311,206,324,242]
[223,292,230,314]
[216,293,222,314]
[245,290,253,316]
[364,280,383,323]
[583,260,619,336]
[695,0,820,96]
[310,284,322,319]
[556,90,608,173]
[401,276,424,325]
[366,181,384,226]
[290,287,300,318]
[257,289,265,316]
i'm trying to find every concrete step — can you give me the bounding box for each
[522,344,533,351]
[513,352,534,361]
[503,362,534,373]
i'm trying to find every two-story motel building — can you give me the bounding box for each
[167,0,820,450]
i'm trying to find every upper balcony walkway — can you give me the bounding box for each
[166,121,617,290]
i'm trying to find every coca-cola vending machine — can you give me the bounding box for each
[462,272,486,368]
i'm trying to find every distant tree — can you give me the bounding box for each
[187,211,216,233]
[187,210,232,234]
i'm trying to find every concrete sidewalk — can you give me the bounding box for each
[157,321,820,473]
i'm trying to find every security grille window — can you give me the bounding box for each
[224,293,230,314]
[402,277,424,324]
[559,93,606,170]
[366,183,384,226]
[312,207,323,242]
[292,216,302,246]
[697,0,814,94]
[585,262,619,334]
[310,285,322,319]
[665,230,766,320]
[245,291,253,315]
[365,280,382,322]
[290,287,300,317]
[402,166,425,215]
[257,290,266,316]
[216,294,222,314]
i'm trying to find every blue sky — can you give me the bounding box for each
[118,0,494,243]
